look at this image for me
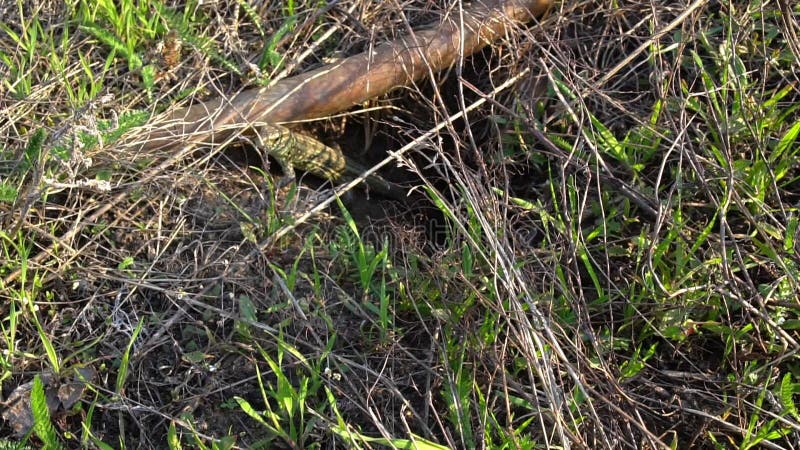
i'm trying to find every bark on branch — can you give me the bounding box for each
[140,0,551,150]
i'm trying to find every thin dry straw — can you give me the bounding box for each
[140,0,552,150]
[4,0,552,284]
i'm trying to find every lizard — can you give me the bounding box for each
[2,0,552,288]
[133,0,552,195]
[249,122,407,199]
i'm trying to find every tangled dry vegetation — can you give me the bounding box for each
[1,0,800,448]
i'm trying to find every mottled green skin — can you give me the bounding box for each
[255,124,347,180]
[256,124,406,200]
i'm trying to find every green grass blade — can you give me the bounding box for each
[115,318,144,394]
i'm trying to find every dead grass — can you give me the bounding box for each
[2,0,800,448]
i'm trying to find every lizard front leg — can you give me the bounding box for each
[251,123,407,200]
[252,123,347,184]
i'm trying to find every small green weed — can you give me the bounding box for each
[235,339,328,448]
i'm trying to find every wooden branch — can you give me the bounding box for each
[139,0,551,150]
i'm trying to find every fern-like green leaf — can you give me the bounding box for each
[79,24,142,70]
[0,439,35,450]
[236,0,265,37]
[154,4,241,76]
[31,376,62,450]
[780,372,799,419]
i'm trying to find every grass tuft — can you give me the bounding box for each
[2,0,800,448]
